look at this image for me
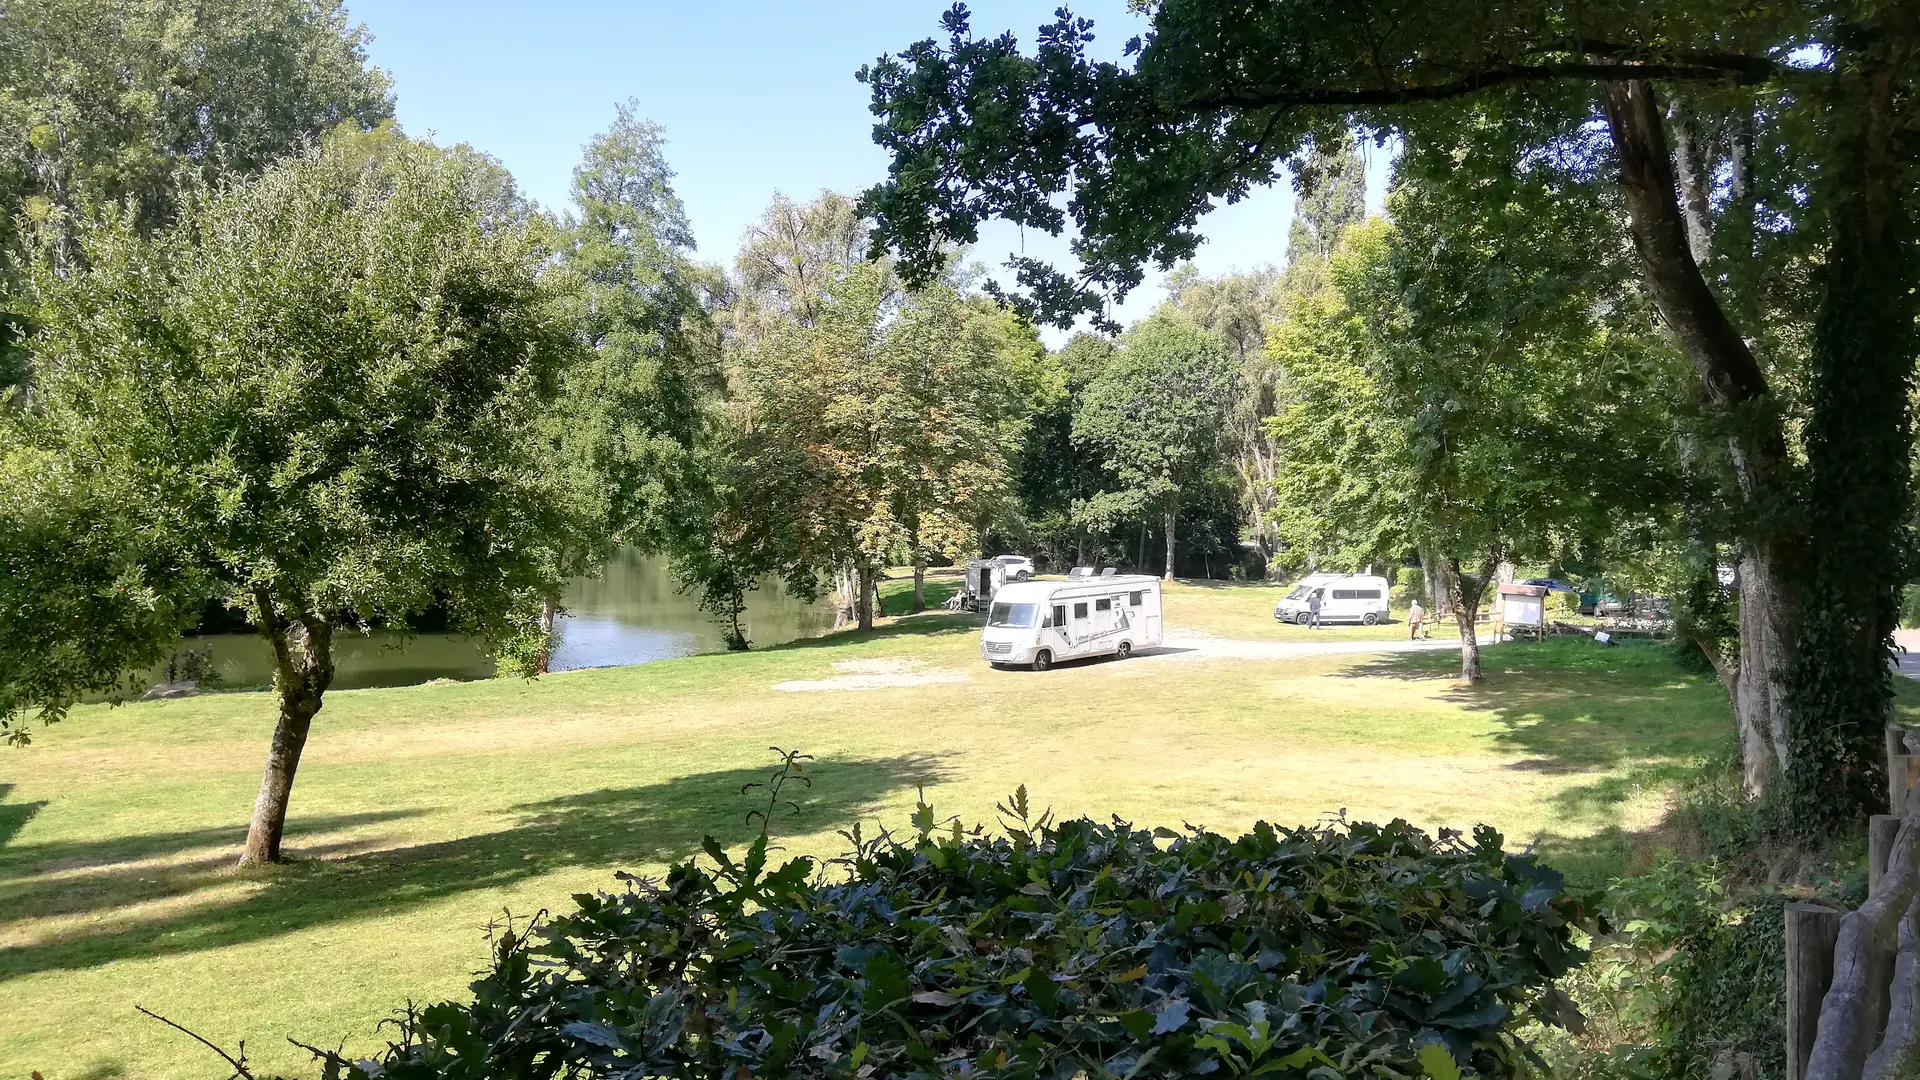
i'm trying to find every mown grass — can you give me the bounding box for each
[1,582,1730,1079]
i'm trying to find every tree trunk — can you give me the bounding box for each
[1603,79,1801,796]
[1441,557,1481,683]
[912,559,926,613]
[856,564,875,630]
[532,591,558,675]
[1737,552,1794,791]
[240,599,334,867]
[1162,505,1176,581]
[833,564,858,630]
[1418,542,1449,616]
[1782,24,1918,839]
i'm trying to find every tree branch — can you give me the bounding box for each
[136,1005,255,1080]
[1183,57,1780,113]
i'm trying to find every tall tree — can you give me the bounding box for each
[0,0,391,263]
[731,190,870,336]
[731,260,1018,629]
[1159,266,1283,567]
[1072,316,1238,581]
[0,133,578,865]
[523,103,721,671]
[1274,192,1678,680]
[857,2,1918,835]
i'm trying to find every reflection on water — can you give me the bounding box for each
[551,550,837,670]
[155,551,834,691]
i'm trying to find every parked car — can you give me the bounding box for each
[1273,573,1392,625]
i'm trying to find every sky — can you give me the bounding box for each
[338,1,1389,336]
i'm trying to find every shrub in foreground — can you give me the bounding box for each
[327,799,1595,1079]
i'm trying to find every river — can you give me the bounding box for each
[157,550,838,692]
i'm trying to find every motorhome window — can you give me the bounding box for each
[1052,605,1066,626]
[1073,602,1088,619]
[1358,590,1382,599]
[988,602,1039,628]
[1287,586,1310,599]
[1095,598,1112,612]
[1129,591,1142,606]
[1332,589,1355,600]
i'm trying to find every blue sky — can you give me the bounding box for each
[340,1,1387,334]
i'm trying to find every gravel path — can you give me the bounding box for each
[1142,628,1463,661]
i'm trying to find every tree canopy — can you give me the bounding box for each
[0,131,580,863]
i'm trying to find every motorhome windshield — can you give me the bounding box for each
[988,602,1039,628]
[1287,586,1310,599]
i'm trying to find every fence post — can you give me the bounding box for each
[1788,903,1845,1080]
[1890,725,1916,815]
[1871,815,1903,894]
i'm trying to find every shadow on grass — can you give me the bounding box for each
[1335,639,1731,886]
[771,612,982,651]
[0,784,46,849]
[0,755,943,983]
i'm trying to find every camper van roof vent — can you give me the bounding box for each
[1100,567,1117,577]
[1069,566,1091,579]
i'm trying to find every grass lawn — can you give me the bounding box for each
[3,582,1735,1079]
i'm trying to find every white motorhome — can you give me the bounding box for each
[1273,572,1392,625]
[958,555,1036,611]
[980,570,1162,671]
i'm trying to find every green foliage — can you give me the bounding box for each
[1540,858,1788,1080]
[321,805,1596,1079]
[856,2,1799,328]
[0,0,392,261]
[1,130,576,733]
[1072,316,1237,569]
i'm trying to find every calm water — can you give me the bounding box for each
[156,551,836,691]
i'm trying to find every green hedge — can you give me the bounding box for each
[315,794,1595,1079]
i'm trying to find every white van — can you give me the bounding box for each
[1273,573,1392,625]
[980,571,1163,671]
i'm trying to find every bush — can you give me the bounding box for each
[322,792,1597,1079]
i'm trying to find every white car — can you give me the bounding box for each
[993,555,1035,580]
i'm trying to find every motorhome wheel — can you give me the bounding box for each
[1116,640,1132,660]
[1295,611,1312,625]
[1362,612,1379,626]
[1032,649,1053,672]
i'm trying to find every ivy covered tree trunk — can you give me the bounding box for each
[1162,505,1176,581]
[1784,41,1917,840]
[241,599,335,867]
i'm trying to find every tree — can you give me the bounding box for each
[730,258,1018,629]
[1009,333,1112,569]
[1159,266,1283,568]
[0,0,391,269]
[1273,167,1680,681]
[857,3,1919,835]
[1,133,578,865]
[523,103,721,671]
[1072,317,1237,581]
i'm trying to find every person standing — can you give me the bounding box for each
[1308,588,1323,629]
[1408,598,1425,640]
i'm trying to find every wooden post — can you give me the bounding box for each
[1787,903,1845,1080]
[1889,725,1911,815]
[1870,815,1902,894]
[1893,756,1920,816]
